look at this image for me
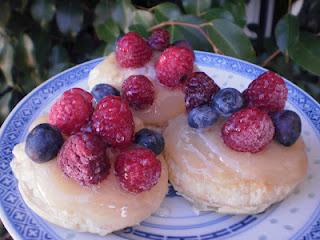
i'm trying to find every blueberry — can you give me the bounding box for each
[91,84,120,103]
[25,123,64,163]
[271,110,301,146]
[135,128,165,155]
[188,105,219,129]
[212,88,244,117]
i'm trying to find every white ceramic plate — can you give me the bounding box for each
[1,51,320,240]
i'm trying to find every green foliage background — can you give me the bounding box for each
[0,0,319,124]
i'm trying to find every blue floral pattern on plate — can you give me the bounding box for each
[0,51,319,240]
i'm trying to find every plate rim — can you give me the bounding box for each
[0,51,319,240]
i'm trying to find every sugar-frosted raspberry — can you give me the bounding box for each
[57,132,110,186]
[243,71,288,112]
[155,46,194,88]
[222,108,275,153]
[115,148,161,193]
[116,32,152,68]
[92,96,134,147]
[122,75,155,110]
[49,88,93,135]
[148,28,170,51]
[185,72,220,111]
[64,88,93,104]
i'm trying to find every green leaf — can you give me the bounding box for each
[222,0,246,27]
[56,1,83,37]
[111,0,135,32]
[0,1,11,27]
[201,8,234,22]
[132,10,155,28]
[153,2,181,23]
[95,19,120,42]
[31,0,56,28]
[288,33,320,76]
[203,19,255,62]
[168,15,211,51]
[182,0,211,16]
[129,24,149,37]
[275,14,299,54]
[104,42,116,55]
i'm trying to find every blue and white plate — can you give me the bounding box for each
[0,51,320,240]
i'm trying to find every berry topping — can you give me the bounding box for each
[271,110,301,146]
[122,75,155,110]
[115,148,161,193]
[64,88,93,104]
[185,72,220,111]
[222,108,275,153]
[91,83,120,103]
[156,46,194,88]
[25,123,64,163]
[212,88,244,117]
[92,96,134,147]
[148,28,170,51]
[116,32,152,68]
[57,132,110,185]
[49,88,94,135]
[188,105,219,129]
[243,71,288,112]
[135,128,165,155]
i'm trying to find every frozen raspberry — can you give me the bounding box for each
[64,88,93,104]
[116,32,152,68]
[185,72,220,111]
[243,71,288,112]
[49,88,94,135]
[57,132,110,186]
[148,28,170,51]
[92,96,134,147]
[222,108,275,153]
[156,46,194,88]
[115,148,161,193]
[122,75,155,110]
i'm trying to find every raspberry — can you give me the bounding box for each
[122,75,155,110]
[222,108,275,153]
[49,88,94,135]
[57,132,110,186]
[64,88,93,104]
[92,96,134,147]
[155,46,194,88]
[148,28,170,51]
[116,32,152,68]
[115,148,161,193]
[243,71,288,112]
[185,72,220,111]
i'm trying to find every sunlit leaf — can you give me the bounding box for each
[129,24,149,37]
[204,19,255,62]
[275,14,299,54]
[56,1,83,37]
[222,0,246,27]
[111,0,135,32]
[168,15,211,51]
[132,10,155,28]
[95,19,120,42]
[288,32,320,76]
[153,2,181,23]
[182,0,211,16]
[201,8,234,22]
[31,0,56,28]
[94,0,112,25]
